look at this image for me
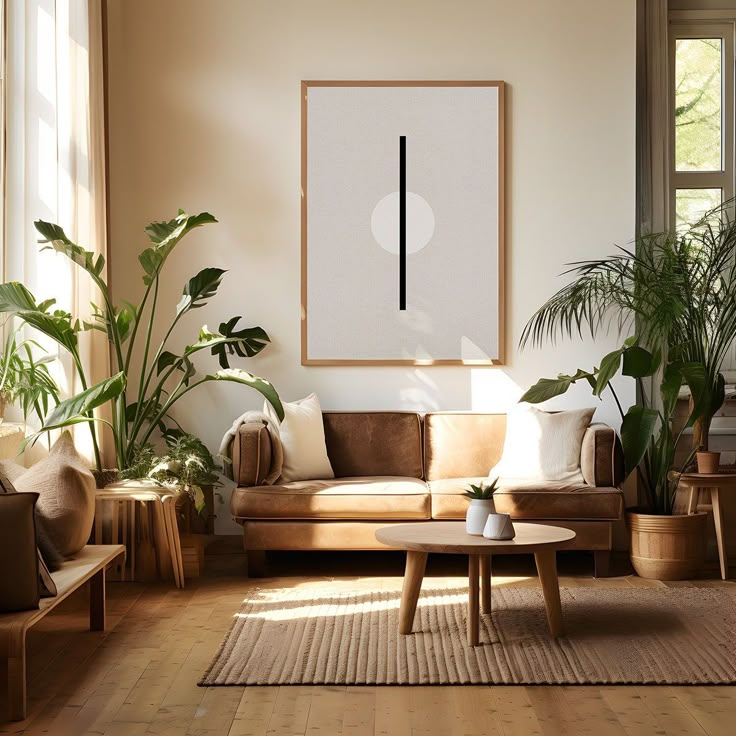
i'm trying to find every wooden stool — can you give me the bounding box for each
[680,472,736,580]
[95,481,185,588]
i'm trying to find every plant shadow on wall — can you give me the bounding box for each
[0,211,284,495]
[518,202,736,577]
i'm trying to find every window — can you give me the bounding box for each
[670,24,734,229]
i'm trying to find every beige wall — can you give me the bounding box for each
[106,0,636,528]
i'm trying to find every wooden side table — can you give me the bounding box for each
[94,481,185,588]
[679,472,736,580]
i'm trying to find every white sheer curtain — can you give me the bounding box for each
[4,0,110,463]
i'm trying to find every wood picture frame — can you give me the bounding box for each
[301,80,505,366]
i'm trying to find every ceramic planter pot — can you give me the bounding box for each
[483,513,515,540]
[466,498,495,535]
[696,451,721,474]
[627,509,707,580]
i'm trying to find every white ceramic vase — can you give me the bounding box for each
[466,499,495,535]
[483,513,516,540]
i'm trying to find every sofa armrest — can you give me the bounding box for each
[232,422,273,487]
[580,423,624,487]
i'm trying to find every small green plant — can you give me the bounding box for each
[0,324,59,424]
[465,479,499,500]
[122,430,220,513]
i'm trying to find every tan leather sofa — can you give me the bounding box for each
[231,411,624,577]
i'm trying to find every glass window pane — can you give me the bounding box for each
[675,188,722,230]
[675,38,722,171]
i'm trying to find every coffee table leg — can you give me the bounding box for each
[480,555,492,614]
[468,554,480,646]
[399,551,428,634]
[535,550,564,637]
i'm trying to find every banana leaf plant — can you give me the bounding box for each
[520,339,709,515]
[0,211,284,471]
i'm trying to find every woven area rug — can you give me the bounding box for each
[200,584,736,685]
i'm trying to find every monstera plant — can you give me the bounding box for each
[0,210,283,473]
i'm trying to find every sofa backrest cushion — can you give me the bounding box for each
[323,412,423,479]
[424,413,507,480]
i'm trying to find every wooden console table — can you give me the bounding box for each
[680,472,736,580]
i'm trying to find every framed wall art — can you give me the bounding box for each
[301,80,505,365]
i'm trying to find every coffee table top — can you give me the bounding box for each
[375,521,575,554]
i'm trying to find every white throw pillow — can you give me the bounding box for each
[489,404,595,483]
[264,393,334,482]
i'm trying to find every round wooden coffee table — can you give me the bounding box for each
[376,521,576,646]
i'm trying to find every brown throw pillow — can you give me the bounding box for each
[0,475,57,609]
[14,432,96,557]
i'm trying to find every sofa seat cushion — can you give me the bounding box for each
[232,476,430,520]
[428,477,624,521]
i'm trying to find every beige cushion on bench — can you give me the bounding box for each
[13,432,96,557]
[232,476,430,520]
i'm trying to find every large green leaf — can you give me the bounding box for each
[139,211,217,286]
[176,268,226,316]
[211,317,271,368]
[622,345,659,378]
[594,348,623,397]
[621,405,659,477]
[34,221,106,278]
[660,362,684,418]
[200,369,283,421]
[40,372,126,432]
[678,361,709,425]
[0,282,78,353]
[519,369,594,404]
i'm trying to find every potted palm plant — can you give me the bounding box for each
[0,210,283,482]
[519,206,736,579]
[521,340,707,579]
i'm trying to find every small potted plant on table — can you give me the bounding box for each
[465,479,499,535]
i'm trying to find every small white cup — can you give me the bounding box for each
[483,513,515,540]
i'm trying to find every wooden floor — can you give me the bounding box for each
[2,550,736,736]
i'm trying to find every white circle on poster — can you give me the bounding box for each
[370,192,435,255]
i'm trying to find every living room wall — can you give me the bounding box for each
[105,0,636,527]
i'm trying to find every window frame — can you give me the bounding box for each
[669,21,735,229]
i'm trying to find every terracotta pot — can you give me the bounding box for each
[696,451,721,474]
[627,510,707,580]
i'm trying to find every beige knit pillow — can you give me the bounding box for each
[14,432,96,557]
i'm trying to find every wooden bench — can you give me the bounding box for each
[0,544,125,721]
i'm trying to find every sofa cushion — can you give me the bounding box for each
[232,476,430,520]
[489,405,595,483]
[428,477,624,521]
[323,412,423,479]
[424,413,506,480]
[265,394,334,482]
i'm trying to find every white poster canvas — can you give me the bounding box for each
[302,81,505,365]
